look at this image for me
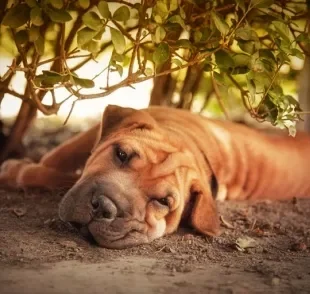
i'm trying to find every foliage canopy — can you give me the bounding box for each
[0,0,309,134]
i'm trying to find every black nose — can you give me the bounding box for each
[91,194,117,220]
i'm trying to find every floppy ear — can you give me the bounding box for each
[189,180,220,236]
[97,105,157,142]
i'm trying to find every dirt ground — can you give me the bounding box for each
[1,122,310,294]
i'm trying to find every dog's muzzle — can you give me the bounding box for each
[59,180,120,225]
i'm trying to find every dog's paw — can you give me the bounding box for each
[0,158,33,188]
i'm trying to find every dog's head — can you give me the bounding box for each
[59,105,219,248]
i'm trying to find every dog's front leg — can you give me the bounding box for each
[0,124,99,190]
[40,124,100,172]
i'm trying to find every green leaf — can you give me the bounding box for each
[153,42,170,67]
[172,58,182,68]
[39,70,64,86]
[111,64,123,77]
[248,71,271,92]
[213,72,225,86]
[93,28,105,41]
[250,56,265,72]
[97,1,110,19]
[238,40,258,54]
[153,1,169,23]
[78,0,90,9]
[110,27,126,54]
[235,27,258,41]
[81,40,101,53]
[259,49,276,71]
[246,76,256,99]
[291,48,304,60]
[71,74,95,88]
[111,51,124,62]
[230,53,251,74]
[34,34,45,55]
[203,63,212,72]
[155,26,166,43]
[235,0,245,12]
[50,0,63,9]
[272,21,290,43]
[259,49,276,63]
[113,5,130,22]
[296,32,310,43]
[26,0,38,8]
[175,39,193,49]
[211,11,229,35]
[29,25,40,42]
[77,27,98,47]
[168,15,186,29]
[154,15,163,24]
[2,4,30,28]
[15,30,29,45]
[180,7,186,19]
[199,27,212,42]
[251,0,274,8]
[277,51,290,64]
[144,68,153,76]
[203,57,212,72]
[82,11,102,31]
[194,30,203,43]
[214,50,234,71]
[156,2,169,13]
[30,7,44,26]
[169,0,178,12]
[46,8,72,23]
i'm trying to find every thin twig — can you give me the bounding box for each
[226,74,251,112]
[68,48,222,100]
[128,0,146,76]
[109,20,135,43]
[211,72,229,120]
[0,88,29,101]
[37,54,91,67]
[63,99,77,125]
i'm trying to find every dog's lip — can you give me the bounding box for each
[87,219,147,245]
[88,227,148,248]
[79,224,98,244]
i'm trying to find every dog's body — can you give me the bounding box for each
[1,105,310,248]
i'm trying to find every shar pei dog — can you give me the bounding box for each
[1,105,310,248]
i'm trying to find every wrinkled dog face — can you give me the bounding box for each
[59,106,219,248]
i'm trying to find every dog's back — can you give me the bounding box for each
[147,107,310,201]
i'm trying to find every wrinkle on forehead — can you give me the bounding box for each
[150,150,196,179]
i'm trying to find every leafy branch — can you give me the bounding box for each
[0,0,309,135]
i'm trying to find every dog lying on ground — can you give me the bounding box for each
[1,105,310,248]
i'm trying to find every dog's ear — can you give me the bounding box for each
[189,180,220,236]
[98,105,157,141]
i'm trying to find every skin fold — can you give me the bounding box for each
[1,105,310,249]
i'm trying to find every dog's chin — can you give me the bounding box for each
[87,222,151,249]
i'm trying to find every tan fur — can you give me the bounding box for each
[1,105,310,248]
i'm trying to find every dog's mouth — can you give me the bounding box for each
[69,222,97,245]
[69,219,149,249]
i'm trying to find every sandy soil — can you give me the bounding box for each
[0,123,310,294]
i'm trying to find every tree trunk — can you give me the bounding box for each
[0,102,37,162]
[149,62,177,106]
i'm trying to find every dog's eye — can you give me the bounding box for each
[156,197,169,207]
[115,147,128,163]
